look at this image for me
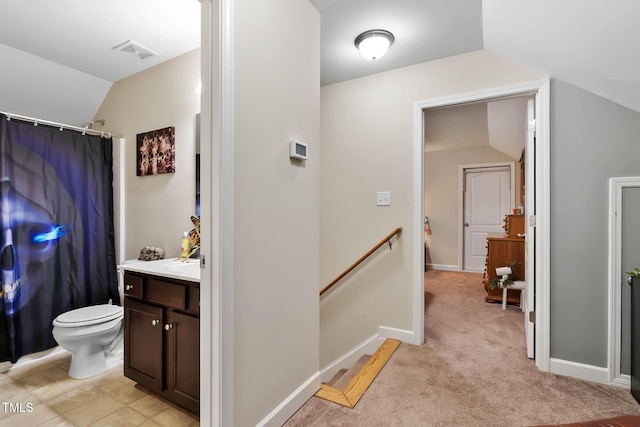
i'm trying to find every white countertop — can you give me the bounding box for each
[118,258,200,283]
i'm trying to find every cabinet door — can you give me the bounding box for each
[165,311,200,414]
[124,298,164,391]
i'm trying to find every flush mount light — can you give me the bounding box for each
[354,29,394,60]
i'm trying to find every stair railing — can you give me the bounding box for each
[319,227,402,296]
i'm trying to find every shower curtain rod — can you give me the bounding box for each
[0,111,124,139]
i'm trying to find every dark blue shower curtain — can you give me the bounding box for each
[0,114,119,363]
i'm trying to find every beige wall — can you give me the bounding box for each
[423,98,527,269]
[94,49,201,261]
[424,146,513,268]
[232,1,320,425]
[320,50,547,366]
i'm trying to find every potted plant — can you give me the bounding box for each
[489,275,514,290]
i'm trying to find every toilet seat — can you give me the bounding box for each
[53,304,123,328]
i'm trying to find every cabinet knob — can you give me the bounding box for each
[165,323,173,331]
[151,319,159,326]
[126,284,133,291]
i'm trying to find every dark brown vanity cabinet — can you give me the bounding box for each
[123,272,200,415]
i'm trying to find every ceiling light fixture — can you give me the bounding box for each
[354,29,394,60]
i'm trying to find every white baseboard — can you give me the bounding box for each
[610,373,631,389]
[319,332,385,383]
[260,325,415,426]
[549,358,610,385]
[319,325,415,383]
[379,325,415,344]
[427,264,459,272]
[256,371,322,427]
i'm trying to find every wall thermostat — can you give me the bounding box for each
[289,139,308,160]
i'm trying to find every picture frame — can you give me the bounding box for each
[136,126,175,176]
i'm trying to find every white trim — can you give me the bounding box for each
[414,79,551,371]
[611,373,631,389]
[318,325,414,383]
[114,137,126,266]
[413,101,425,345]
[458,162,515,272]
[378,325,415,343]
[200,2,215,426]
[319,333,385,382]
[427,264,460,272]
[607,177,640,385]
[256,372,322,427]
[534,80,551,372]
[549,358,610,385]
[201,1,234,426]
[219,0,235,426]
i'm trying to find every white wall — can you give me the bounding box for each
[94,49,201,260]
[232,1,320,425]
[0,43,112,126]
[320,49,547,366]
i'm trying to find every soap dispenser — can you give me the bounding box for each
[180,231,190,260]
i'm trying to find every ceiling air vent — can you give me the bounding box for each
[112,40,157,61]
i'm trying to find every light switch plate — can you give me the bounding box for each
[377,191,391,206]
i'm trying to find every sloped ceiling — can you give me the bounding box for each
[0,0,638,128]
[0,0,200,126]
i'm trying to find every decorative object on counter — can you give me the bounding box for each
[179,215,201,261]
[138,246,165,261]
[136,126,175,176]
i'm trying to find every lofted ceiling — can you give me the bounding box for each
[0,0,638,128]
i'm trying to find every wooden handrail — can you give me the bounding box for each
[319,227,402,296]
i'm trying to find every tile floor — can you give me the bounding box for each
[0,348,199,426]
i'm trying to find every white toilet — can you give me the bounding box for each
[52,304,124,379]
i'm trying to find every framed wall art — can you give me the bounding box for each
[136,126,175,176]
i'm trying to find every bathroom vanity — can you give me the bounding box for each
[118,259,200,416]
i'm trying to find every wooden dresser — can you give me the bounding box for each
[483,236,525,304]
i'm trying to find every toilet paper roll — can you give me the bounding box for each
[495,266,512,276]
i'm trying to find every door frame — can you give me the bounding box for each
[607,176,640,387]
[458,162,515,272]
[413,79,551,372]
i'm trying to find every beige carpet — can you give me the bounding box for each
[284,270,640,426]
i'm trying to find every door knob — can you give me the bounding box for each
[464,222,469,227]
[629,276,633,286]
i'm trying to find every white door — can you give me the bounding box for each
[463,168,512,271]
[524,97,536,359]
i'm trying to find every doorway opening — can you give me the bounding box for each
[412,80,550,371]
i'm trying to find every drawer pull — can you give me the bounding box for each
[151,319,159,326]
[165,323,173,331]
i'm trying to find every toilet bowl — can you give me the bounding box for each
[52,304,124,379]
